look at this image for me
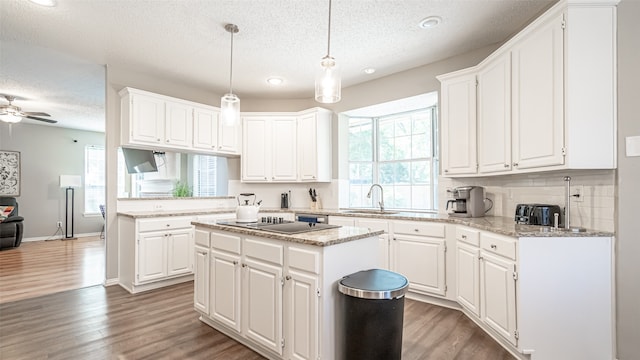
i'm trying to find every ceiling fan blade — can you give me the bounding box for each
[23,111,51,117]
[24,115,58,124]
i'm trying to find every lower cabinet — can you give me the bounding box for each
[391,220,447,297]
[118,215,194,293]
[193,243,209,314]
[480,250,517,346]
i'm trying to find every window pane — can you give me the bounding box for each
[84,145,105,214]
[411,160,429,184]
[394,162,410,184]
[192,155,218,196]
[348,118,373,162]
[394,116,411,137]
[395,135,411,160]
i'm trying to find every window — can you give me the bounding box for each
[84,145,105,214]
[191,154,217,196]
[348,107,438,211]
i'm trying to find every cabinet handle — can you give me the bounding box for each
[285,275,292,281]
[490,244,497,249]
[157,138,160,141]
[461,234,467,239]
[444,169,449,173]
[513,162,519,167]
[166,139,169,143]
[233,260,238,265]
[414,229,419,233]
[393,237,397,241]
[241,263,247,268]
[166,224,170,227]
[504,164,510,168]
[479,256,483,261]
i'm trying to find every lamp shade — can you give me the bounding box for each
[220,93,240,126]
[60,175,82,188]
[315,56,341,103]
[0,113,22,123]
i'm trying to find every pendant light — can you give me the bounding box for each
[221,23,240,126]
[315,0,341,103]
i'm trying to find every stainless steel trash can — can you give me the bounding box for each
[338,269,409,360]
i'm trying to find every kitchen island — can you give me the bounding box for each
[191,220,383,360]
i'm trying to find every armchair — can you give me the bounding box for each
[0,197,24,250]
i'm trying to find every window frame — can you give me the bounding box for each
[84,145,105,216]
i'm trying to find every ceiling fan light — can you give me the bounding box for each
[0,113,22,123]
[220,93,240,126]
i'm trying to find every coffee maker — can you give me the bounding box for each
[446,186,485,218]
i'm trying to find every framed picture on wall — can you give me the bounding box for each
[0,150,20,197]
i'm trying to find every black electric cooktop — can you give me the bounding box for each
[217,220,341,235]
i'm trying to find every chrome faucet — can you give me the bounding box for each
[367,184,385,212]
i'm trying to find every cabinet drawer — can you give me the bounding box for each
[194,229,210,247]
[456,227,480,246]
[480,232,516,260]
[211,232,241,254]
[393,221,445,238]
[287,246,320,274]
[244,238,284,265]
[357,219,389,233]
[138,217,192,232]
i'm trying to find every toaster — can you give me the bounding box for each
[515,204,563,226]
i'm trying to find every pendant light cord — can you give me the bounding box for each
[229,28,234,94]
[326,0,332,57]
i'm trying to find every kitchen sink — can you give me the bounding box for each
[342,209,398,215]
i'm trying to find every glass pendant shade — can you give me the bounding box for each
[220,93,240,126]
[0,113,22,123]
[315,56,341,103]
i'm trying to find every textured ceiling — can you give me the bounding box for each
[0,0,556,132]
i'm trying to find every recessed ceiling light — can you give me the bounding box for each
[419,16,441,29]
[363,68,376,75]
[266,77,284,86]
[29,0,57,6]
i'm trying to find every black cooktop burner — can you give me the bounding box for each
[217,220,341,235]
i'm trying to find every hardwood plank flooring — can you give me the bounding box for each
[0,281,515,360]
[0,236,105,304]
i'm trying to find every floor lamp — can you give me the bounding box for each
[60,175,82,240]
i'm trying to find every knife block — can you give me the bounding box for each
[310,197,322,210]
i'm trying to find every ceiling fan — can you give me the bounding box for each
[0,95,58,124]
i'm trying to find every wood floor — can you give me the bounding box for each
[0,237,514,359]
[0,236,105,303]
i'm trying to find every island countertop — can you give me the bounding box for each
[191,219,384,247]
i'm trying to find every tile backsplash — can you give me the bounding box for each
[438,170,616,232]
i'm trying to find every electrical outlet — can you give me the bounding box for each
[572,185,584,202]
[57,221,62,228]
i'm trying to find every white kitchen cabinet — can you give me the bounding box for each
[438,68,477,176]
[356,218,391,270]
[124,90,165,146]
[194,228,210,314]
[218,116,241,154]
[117,215,195,294]
[391,221,447,297]
[481,250,518,346]
[327,216,355,227]
[242,115,297,182]
[297,108,332,182]
[511,13,565,171]
[477,52,512,174]
[210,232,242,332]
[165,101,193,148]
[455,226,481,317]
[193,106,219,151]
[241,108,332,183]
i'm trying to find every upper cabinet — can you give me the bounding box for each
[438,68,477,176]
[120,87,240,156]
[438,1,618,177]
[242,108,332,183]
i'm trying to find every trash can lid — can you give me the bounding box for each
[338,269,409,299]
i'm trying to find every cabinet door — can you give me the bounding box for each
[137,232,167,283]
[244,258,283,356]
[131,94,164,144]
[194,246,209,314]
[392,235,446,296]
[193,107,219,151]
[456,242,480,317]
[219,116,240,154]
[271,117,298,181]
[297,113,319,181]
[357,218,390,270]
[210,250,242,332]
[167,230,192,276]
[286,270,319,360]
[512,13,564,170]
[242,117,270,181]
[165,102,193,147]
[440,71,477,175]
[480,251,517,346]
[478,53,512,174]
[328,216,355,226]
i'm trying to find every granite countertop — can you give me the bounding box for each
[191,219,384,247]
[118,207,613,238]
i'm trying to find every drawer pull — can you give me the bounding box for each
[233,260,238,265]
[285,275,292,281]
[461,234,467,239]
[241,263,247,268]
[166,224,170,227]
[490,244,497,249]
[414,229,419,232]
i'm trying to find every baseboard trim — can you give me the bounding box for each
[103,278,119,287]
[23,232,102,243]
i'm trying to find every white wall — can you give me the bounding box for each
[615,0,640,357]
